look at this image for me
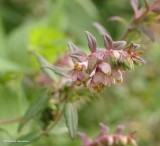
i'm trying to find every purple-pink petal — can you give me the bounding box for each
[98,62,111,75]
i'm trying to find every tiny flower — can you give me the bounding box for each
[117,50,134,71]
[87,74,106,93]
[127,132,138,146]
[126,43,145,66]
[112,69,123,83]
[68,61,89,86]
[77,132,92,146]
[87,62,111,92]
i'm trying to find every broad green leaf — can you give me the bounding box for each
[8,131,42,146]
[18,92,48,132]
[64,102,78,140]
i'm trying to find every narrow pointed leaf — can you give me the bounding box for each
[8,131,42,146]
[18,92,48,132]
[32,51,56,81]
[109,16,128,25]
[102,33,113,50]
[85,31,97,53]
[64,102,78,140]
[41,66,69,78]
[68,41,81,53]
[93,22,109,34]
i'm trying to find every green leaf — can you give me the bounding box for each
[108,16,128,26]
[8,131,42,146]
[64,102,78,140]
[18,92,48,132]
[41,66,69,78]
[32,51,57,81]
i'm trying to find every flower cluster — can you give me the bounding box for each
[78,123,137,146]
[68,31,144,92]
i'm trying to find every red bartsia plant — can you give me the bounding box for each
[67,31,144,93]
[78,123,137,146]
[30,0,160,144]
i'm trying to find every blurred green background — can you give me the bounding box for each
[0,0,160,146]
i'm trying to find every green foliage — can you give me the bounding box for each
[18,92,48,132]
[30,27,67,62]
[8,131,42,146]
[64,102,78,140]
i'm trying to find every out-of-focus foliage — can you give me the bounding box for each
[0,0,160,146]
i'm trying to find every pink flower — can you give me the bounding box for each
[66,31,144,92]
[68,61,89,86]
[78,123,137,146]
[126,43,145,66]
[87,62,111,92]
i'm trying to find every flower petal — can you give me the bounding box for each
[112,70,123,83]
[90,68,97,77]
[78,72,88,81]
[98,62,111,75]
[68,70,78,81]
[86,78,94,92]
[87,55,98,73]
[99,123,109,135]
[93,72,107,85]
[93,49,106,60]
[77,132,91,146]
[114,125,125,135]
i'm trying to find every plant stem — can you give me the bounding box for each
[43,110,64,135]
[0,116,22,125]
